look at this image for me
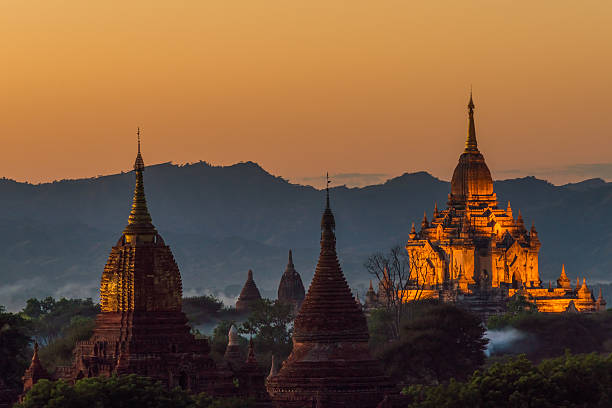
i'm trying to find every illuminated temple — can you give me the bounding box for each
[400,95,605,315]
[52,134,239,394]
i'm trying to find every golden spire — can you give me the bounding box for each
[124,127,156,241]
[465,91,478,152]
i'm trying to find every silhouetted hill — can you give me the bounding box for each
[0,163,610,310]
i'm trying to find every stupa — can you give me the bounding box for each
[61,131,234,393]
[20,342,50,397]
[277,250,306,313]
[236,270,263,313]
[266,181,394,407]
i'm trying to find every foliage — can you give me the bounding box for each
[21,297,99,345]
[239,299,293,365]
[487,295,537,329]
[0,305,31,389]
[487,310,612,362]
[39,316,96,372]
[16,375,251,408]
[376,300,487,385]
[364,245,414,339]
[367,308,395,351]
[183,295,226,325]
[403,352,612,408]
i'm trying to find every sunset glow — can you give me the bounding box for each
[0,0,610,184]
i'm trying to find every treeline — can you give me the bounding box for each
[404,353,612,408]
[16,375,248,408]
[4,295,612,407]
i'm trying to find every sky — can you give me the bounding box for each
[0,0,610,186]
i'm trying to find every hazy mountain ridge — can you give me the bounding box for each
[0,162,611,310]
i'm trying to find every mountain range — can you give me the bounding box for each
[0,161,611,310]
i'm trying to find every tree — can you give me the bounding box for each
[487,294,537,329]
[403,353,612,408]
[0,305,32,389]
[16,375,250,408]
[487,310,612,362]
[183,295,225,327]
[38,316,96,372]
[377,301,487,385]
[239,299,293,364]
[364,245,429,339]
[21,297,99,346]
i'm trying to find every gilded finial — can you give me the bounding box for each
[124,128,156,240]
[465,91,478,152]
[137,127,141,154]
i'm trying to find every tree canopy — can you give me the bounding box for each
[239,299,294,367]
[16,375,250,408]
[376,300,488,385]
[0,305,31,389]
[404,352,612,408]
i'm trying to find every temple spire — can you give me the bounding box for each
[321,173,336,249]
[325,172,331,209]
[124,128,156,240]
[465,91,478,152]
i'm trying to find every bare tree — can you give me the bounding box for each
[364,245,429,339]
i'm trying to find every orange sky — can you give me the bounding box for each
[0,0,610,185]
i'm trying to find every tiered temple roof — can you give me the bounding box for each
[266,188,394,407]
[399,96,603,316]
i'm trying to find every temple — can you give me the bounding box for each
[223,329,272,407]
[398,95,604,315]
[266,185,394,407]
[277,250,305,313]
[52,132,235,393]
[20,342,50,398]
[236,269,263,313]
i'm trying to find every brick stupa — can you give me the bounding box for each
[21,342,50,398]
[277,250,305,313]
[266,187,394,407]
[64,133,234,393]
[236,269,263,313]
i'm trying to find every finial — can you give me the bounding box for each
[33,341,39,359]
[411,222,416,234]
[137,127,141,154]
[468,87,474,110]
[288,249,293,266]
[465,91,478,152]
[326,172,331,209]
[369,280,373,290]
[124,127,155,238]
[433,202,439,217]
[247,269,253,280]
